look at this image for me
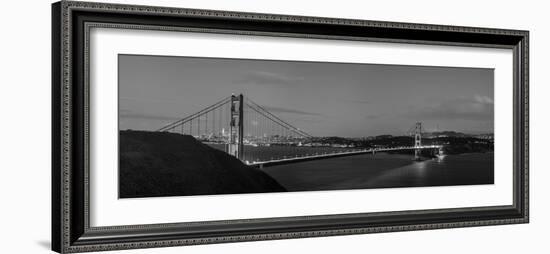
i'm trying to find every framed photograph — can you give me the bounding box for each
[52,1,529,253]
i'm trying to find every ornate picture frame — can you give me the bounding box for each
[52,1,528,253]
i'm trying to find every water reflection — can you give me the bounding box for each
[411,160,427,177]
[436,154,447,163]
[264,152,493,191]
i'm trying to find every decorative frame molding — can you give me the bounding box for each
[52,1,529,253]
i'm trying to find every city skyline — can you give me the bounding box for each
[119,54,494,137]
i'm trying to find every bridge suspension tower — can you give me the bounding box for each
[229,94,244,159]
[414,122,422,160]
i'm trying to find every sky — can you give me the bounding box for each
[118,54,494,137]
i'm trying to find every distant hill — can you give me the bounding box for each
[423,131,469,138]
[423,131,494,139]
[119,130,286,198]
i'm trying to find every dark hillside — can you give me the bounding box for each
[119,130,286,198]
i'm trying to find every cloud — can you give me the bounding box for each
[237,71,304,86]
[474,94,494,104]
[261,105,322,116]
[406,94,494,121]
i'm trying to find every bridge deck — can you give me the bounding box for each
[246,145,442,168]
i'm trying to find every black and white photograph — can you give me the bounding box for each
[118,54,495,198]
[41,1,534,253]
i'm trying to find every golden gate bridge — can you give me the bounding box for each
[157,94,443,168]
